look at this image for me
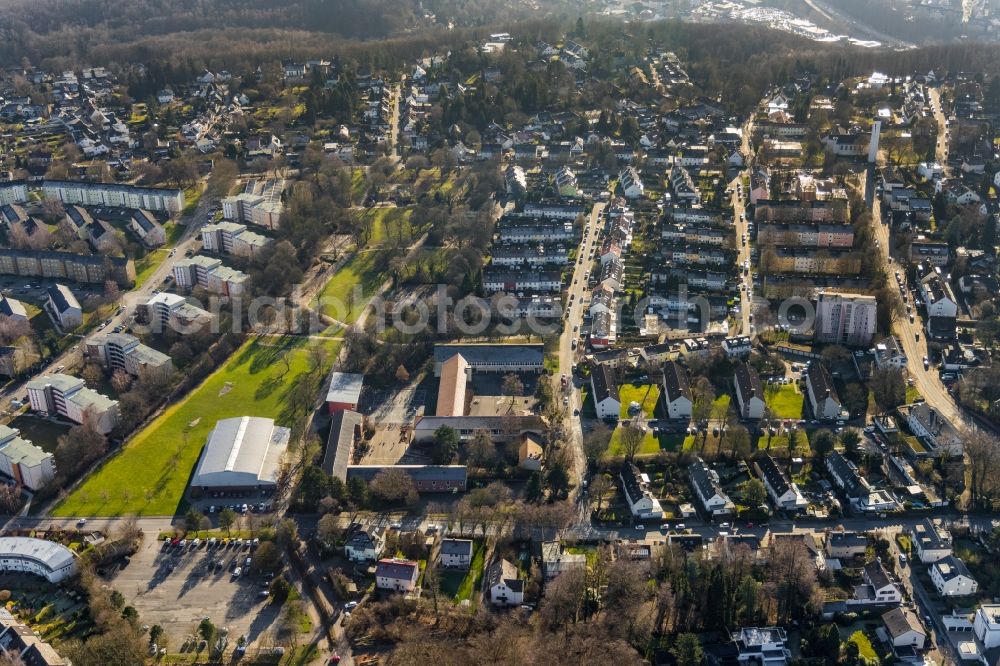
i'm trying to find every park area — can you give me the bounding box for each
[315,250,391,326]
[54,335,338,517]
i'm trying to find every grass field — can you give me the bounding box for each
[766,384,805,419]
[905,385,923,403]
[315,250,390,326]
[362,206,420,247]
[134,249,168,288]
[618,383,660,419]
[54,335,339,517]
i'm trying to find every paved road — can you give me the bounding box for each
[866,144,965,429]
[928,88,950,169]
[559,201,606,496]
[731,176,753,336]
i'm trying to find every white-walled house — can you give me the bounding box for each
[344,526,385,562]
[863,560,902,604]
[882,607,926,651]
[974,604,1000,650]
[439,539,473,569]
[375,558,419,592]
[487,559,524,606]
[930,556,978,597]
[591,363,621,420]
[662,361,692,420]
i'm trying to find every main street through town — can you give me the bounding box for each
[559,201,606,506]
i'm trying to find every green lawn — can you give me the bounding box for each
[54,335,339,517]
[905,385,923,403]
[315,250,390,326]
[759,429,810,454]
[608,426,686,456]
[362,206,420,247]
[618,383,660,419]
[134,249,168,289]
[182,183,205,216]
[765,384,805,419]
[453,543,485,603]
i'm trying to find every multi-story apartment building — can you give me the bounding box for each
[142,292,215,334]
[814,291,877,347]
[756,222,854,248]
[221,178,285,229]
[201,221,272,258]
[128,209,166,248]
[173,256,248,296]
[0,182,28,206]
[483,269,562,294]
[0,425,55,490]
[0,249,134,284]
[86,333,173,381]
[43,180,184,213]
[767,248,861,275]
[660,223,730,246]
[754,199,848,223]
[26,373,119,434]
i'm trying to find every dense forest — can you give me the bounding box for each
[0,0,567,69]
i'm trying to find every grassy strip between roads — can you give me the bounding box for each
[54,335,339,517]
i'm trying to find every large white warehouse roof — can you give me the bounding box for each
[190,416,290,488]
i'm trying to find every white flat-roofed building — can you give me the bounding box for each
[974,604,1000,650]
[86,332,173,381]
[0,537,76,582]
[26,373,118,434]
[0,425,54,490]
[221,178,285,229]
[815,291,877,347]
[143,292,215,334]
[190,416,290,491]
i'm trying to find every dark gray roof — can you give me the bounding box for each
[755,454,792,497]
[45,284,79,313]
[323,409,362,481]
[864,560,893,590]
[619,463,646,505]
[434,343,543,368]
[440,538,473,558]
[826,451,864,496]
[933,555,973,582]
[735,362,763,400]
[689,457,726,502]
[591,363,619,404]
[662,361,691,402]
[807,363,838,402]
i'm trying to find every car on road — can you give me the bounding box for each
[344,601,358,611]
[718,522,731,529]
[675,523,686,531]
[899,553,908,567]
[635,524,645,531]
[923,356,929,369]
[232,567,242,578]
[660,524,670,531]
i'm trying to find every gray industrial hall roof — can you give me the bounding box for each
[191,416,289,488]
[0,537,75,571]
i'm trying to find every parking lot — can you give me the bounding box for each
[110,532,284,647]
